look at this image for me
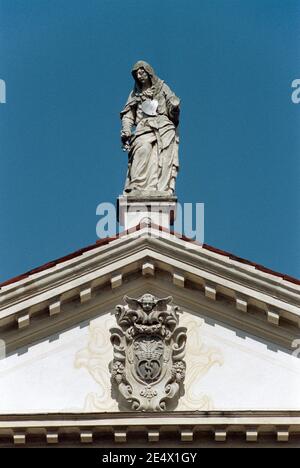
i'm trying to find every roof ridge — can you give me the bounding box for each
[0,222,299,288]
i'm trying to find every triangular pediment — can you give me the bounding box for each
[1,227,300,442]
[0,225,299,354]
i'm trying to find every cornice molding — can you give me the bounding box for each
[1,277,299,355]
[0,411,299,446]
[0,228,299,352]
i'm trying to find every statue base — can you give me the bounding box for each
[117,193,177,230]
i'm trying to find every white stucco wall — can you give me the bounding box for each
[1,309,300,413]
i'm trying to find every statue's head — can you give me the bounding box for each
[136,67,150,86]
[131,61,157,89]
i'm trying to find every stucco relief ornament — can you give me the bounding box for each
[110,294,187,411]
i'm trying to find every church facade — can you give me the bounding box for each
[0,220,300,447]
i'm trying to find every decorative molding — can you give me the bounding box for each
[246,429,258,442]
[114,430,127,443]
[236,295,248,313]
[173,272,185,288]
[266,308,280,326]
[0,411,299,446]
[181,429,193,441]
[17,313,30,329]
[277,430,289,442]
[148,430,159,442]
[3,275,300,357]
[142,262,155,277]
[13,433,25,444]
[80,286,92,303]
[80,431,93,443]
[1,230,299,348]
[46,432,58,444]
[205,283,216,301]
[110,294,187,411]
[2,228,299,316]
[111,273,122,289]
[49,299,61,316]
[215,430,227,442]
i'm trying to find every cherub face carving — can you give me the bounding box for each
[139,294,156,312]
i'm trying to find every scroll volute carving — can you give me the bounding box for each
[110,294,187,411]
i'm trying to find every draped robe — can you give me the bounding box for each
[120,62,180,195]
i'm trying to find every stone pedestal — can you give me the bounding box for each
[117,193,177,230]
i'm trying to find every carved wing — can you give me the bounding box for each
[124,295,141,310]
[155,296,173,310]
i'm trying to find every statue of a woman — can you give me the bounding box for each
[120,61,180,195]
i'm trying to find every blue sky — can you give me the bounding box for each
[0,0,299,281]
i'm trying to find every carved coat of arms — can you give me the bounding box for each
[110,294,187,411]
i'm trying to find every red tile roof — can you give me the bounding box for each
[0,222,299,288]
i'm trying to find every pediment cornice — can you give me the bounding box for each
[0,410,299,447]
[0,227,299,351]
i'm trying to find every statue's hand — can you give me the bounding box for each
[167,96,180,109]
[121,131,131,152]
[121,131,131,145]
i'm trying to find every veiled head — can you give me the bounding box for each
[131,60,158,90]
[136,67,150,85]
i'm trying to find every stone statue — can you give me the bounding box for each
[120,61,180,196]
